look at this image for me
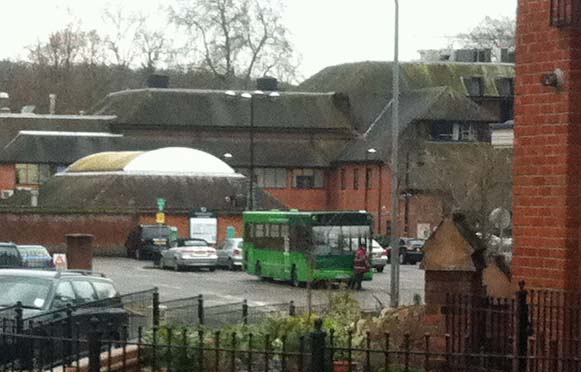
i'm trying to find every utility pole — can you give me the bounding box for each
[389,0,400,309]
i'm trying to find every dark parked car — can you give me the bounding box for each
[125,224,178,260]
[0,243,54,269]
[386,238,425,265]
[0,270,127,367]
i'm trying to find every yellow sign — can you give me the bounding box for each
[156,212,165,224]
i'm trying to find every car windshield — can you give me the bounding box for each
[0,245,20,267]
[142,226,171,240]
[18,246,50,258]
[0,276,52,309]
[410,240,425,247]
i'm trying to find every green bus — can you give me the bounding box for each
[243,210,374,286]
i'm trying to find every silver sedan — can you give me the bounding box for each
[160,239,218,271]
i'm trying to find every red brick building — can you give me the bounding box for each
[513,0,581,290]
[0,62,514,248]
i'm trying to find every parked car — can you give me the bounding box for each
[16,245,54,269]
[0,243,54,269]
[370,239,388,272]
[217,238,244,270]
[0,269,121,317]
[159,239,218,271]
[125,224,178,260]
[386,238,425,265]
[0,269,126,367]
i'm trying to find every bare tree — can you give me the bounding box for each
[456,16,516,50]
[28,24,87,71]
[170,0,298,85]
[409,144,513,236]
[102,6,145,67]
[136,29,168,73]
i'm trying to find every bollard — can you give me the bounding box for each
[289,301,296,316]
[242,299,249,325]
[198,295,205,325]
[152,289,160,328]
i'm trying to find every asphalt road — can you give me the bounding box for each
[93,257,425,309]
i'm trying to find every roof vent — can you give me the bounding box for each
[147,74,169,88]
[256,76,278,91]
[0,92,9,113]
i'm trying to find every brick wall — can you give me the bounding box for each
[0,164,15,191]
[0,212,139,255]
[513,0,581,290]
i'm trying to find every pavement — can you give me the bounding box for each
[93,257,425,309]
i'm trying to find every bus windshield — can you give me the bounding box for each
[312,225,371,255]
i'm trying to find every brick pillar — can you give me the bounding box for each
[514,0,581,290]
[66,234,94,271]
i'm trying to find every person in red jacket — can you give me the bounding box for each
[352,243,370,290]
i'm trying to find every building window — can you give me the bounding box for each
[462,76,484,97]
[495,77,515,97]
[353,168,360,190]
[431,122,478,142]
[340,169,346,190]
[366,168,373,190]
[255,168,287,188]
[15,164,51,185]
[292,169,325,189]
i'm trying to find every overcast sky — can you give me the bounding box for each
[1,0,517,79]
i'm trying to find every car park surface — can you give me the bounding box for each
[93,257,425,308]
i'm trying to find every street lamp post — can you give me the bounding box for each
[390,0,401,308]
[226,90,279,211]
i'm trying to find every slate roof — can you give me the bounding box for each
[4,173,285,213]
[298,61,514,132]
[0,114,114,149]
[91,89,354,132]
[336,87,498,162]
[0,132,337,167]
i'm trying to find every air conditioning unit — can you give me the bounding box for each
[0,190,14,199]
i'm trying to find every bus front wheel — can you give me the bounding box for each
[290,267,300,287]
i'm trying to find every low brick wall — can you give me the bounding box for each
[0,211,138,256]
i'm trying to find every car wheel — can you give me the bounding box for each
[209,267,216,272]
[174,261,181,272]
[290,267,300,287]
[399,253,407,265]
[227,258,234,271]
[376,266,384,273]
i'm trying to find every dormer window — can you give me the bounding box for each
[496,77,515,97]
[463,77,484,97]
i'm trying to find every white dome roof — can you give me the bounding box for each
[124,147,236,175]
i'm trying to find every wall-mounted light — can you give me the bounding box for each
[223,153,233,159]
[541,68,565,89]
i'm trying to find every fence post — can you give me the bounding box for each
[65,305,74,366]
[516,281,530,372]
[310,318,328,372]
[15,301,23,334]
[198,295,205,325]
[88,317,102,372]
[242,299,248,325]
[152,289,160,328]
[289,301,296,316]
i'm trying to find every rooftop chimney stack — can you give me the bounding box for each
[49,94,56,115]
[256,76,279,91]
[146,74,169,88]
[0,92,10,113]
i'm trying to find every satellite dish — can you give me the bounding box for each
[489,208,511,229]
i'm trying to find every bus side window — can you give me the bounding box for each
[281,224,289,238]
[244,224,254,242]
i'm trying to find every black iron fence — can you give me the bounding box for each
[445,281,581,372]
[0,316,533,372]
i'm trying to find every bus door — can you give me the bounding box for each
[283,235,290,277]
